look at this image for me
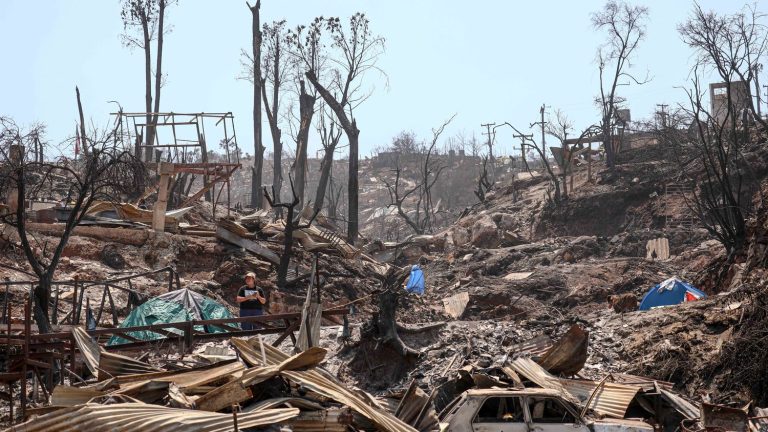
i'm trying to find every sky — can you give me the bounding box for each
[0,0,760,159]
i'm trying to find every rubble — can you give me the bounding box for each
[3,118,768,432]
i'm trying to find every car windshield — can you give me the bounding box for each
[474,396,526,423]
[527,397,578,424]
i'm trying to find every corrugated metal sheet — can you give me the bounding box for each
[507,358,642,419]
[6,403,299,432]
[111,361,243,399]
[660,389,700,420]
[610,373,674,392]
[71,326,160,380]
[508,335,553,358]
[71,327,100,375]
[50,386,106,407]
[98,351,161,380]
[507,358,572,397]
[232,338,417,432]
[560,379,641,419]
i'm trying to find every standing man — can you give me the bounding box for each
[236,272,266,330]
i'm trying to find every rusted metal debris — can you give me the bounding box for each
[537,324,589,376]
[7,402,299,432]
[7,332,418,431]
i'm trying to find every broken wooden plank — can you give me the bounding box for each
[195,379,253,412]
[216,226,280,265]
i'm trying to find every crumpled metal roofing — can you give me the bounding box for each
[71,326,160,380]
[5,402,299,432]
[660,389,700,420]
[507,357,641,419]
[508,334,554,358]
[232,338,417,432]
[560,379,640,419]
[507,358,573,399]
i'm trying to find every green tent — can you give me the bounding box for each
[108,288,235,346]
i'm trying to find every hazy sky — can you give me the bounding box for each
[0,0,758,159]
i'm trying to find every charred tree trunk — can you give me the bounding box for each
[149,0,166,163]
[264,181,319,289]
[76,87,89,158]
[363,269,420,359]
[294,80,316,211]
[372,288,420,358]
[348,127,359,244]
[33,277,52,334]
[142,15,153,161]
[276,202,295,289]
[313,148,335,215]
[249,1,264,209]
[304,70,360,244]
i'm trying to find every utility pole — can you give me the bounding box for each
[529,104,547,161]
[656,104,669,128]
[754,64,762,117]
[481,123,496,161]
[540,104,546,158]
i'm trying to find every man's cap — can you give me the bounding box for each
[245,272,256,280]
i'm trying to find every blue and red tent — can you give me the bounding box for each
[638,277,706,311]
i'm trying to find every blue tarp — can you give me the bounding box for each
[405,265,425,295]
[638,277,707,311]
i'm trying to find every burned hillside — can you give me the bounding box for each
[5,1,768,431]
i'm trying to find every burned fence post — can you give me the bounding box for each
[106,285,118,327]
[52,286,59,325]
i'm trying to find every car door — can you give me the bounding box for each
[524,396,591,432]
[472,396,529,432]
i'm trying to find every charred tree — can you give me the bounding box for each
[298,13,385,244]
[263,177,319,289]
[261,20,289,207]
[384,161,426,235]
[294,80,316,210]
[383,116,453,235]
[248,1,264,209]
[313,107,343,215]
[363,268,420,359]
[475,156,493,203]
[679,3,768,131]
[0,90,147,333]
[591,1,649,169]
[120,0,176,161]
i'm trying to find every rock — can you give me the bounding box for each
[499,214,517,231]
[562,249,575,263]
[452,228,472,247]
[471,217,499,249]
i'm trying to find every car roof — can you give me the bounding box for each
[465,388,565,397]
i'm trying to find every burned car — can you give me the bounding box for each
[438,388,654,432]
